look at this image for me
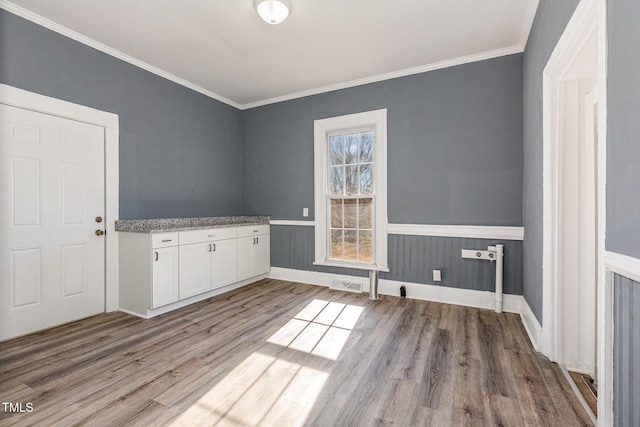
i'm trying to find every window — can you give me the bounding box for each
[314,109,388,271]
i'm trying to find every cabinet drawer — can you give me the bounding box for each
[179,227,237,245]
[151,232,179,248]
[237,224,270,238]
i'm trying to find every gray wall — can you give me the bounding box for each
[522,0,580,323]
[271,226,522,295]
[607,0,640,259]
[243,54,523,226]
[614,274,640,427]
[0,10,244,220]
[244,55,524,295]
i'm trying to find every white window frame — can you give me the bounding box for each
[313,108,388,271]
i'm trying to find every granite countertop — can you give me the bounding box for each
[115,216,270,233]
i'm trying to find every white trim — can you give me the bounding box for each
[560,366,598,425]
[541,0,609,424]
[269,266,539,343]
[0,83,120,313]
[387,224,524,240]
[519,0,540,49]
[270,220,315,227]
[241,46,523,109]
[0,1,531,111]
[519,295,543,351]
[0,0,242,110]
[314,109,388,271]
[603,251,640,283]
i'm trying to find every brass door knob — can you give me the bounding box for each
[95,230,105,236]
[95,216,103,223]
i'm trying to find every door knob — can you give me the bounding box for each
[95,230,105,236]
[95,216,103,223]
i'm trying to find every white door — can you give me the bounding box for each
[0,104,106,340]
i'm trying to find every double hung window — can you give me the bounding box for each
[314,109,388,271]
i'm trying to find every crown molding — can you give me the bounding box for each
[241,45,523,110]
[0,0,243,110]
[519,0,540,49]
[1,0,536,111]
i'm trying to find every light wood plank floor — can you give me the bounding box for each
[0,279,592,426]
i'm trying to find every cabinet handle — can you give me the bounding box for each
[253,229,259,233]
[161,239,172,242]
[208,234,216,238]
[208,244,212,252]
[256,237,259,244]
[212,243,216,251]
[154,251,159,261]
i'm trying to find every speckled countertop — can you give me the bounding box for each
[115,216,270,233]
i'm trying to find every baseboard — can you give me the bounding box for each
[120,274,268,319]
[517,296,543,351]
[270,267,523,313]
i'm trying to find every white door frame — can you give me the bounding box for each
[0,84,120,313]
[541,0,609,423]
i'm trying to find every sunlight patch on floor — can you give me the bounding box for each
[170,299,363,426]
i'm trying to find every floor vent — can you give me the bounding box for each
[330,280,364,293]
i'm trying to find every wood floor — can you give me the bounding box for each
[0,279,592,426]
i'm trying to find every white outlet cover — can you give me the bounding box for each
[433,270,442,281]
[303,208,309,217]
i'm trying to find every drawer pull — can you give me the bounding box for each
[154,251,159,261]
[161,239,172,242]
[253,230,259,233]
[208,234,216,238]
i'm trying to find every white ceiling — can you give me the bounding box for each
[2,0,538,109]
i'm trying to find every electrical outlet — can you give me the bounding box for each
[303,208,309,217]
[433,270,442,282]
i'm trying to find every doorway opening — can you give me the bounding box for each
[541,0,606,423]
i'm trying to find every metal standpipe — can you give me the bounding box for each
[369,270,379,300]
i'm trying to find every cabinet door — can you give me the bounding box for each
[179,242,213,299]
[152,246,179,308]
[253,234,271,276]
[237,236,254,281]
[211,239,237,290]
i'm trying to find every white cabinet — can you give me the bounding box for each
[119,231,180,316]
[152,245,180,308]
[237,225,271,281]
[119,224,269,318]
[179,227,237,299]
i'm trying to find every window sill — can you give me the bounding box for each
[313,260,389,273]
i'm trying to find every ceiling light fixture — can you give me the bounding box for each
[254,0,291,25]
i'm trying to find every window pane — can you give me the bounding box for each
[344,230,358,261]
[330,230,343,259]
[359,231,373,263]
[344,199,357,229]
[330,166,344,195]
[344,134,358,164]
[359,164,373,194]
[359,132,374,163]
[359,198,373,229]
[330,199,342,228]
[329,135,343,165]
[345,165,358,195]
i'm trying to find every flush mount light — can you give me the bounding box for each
[254,0,291,25]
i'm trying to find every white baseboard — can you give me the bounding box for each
[269,267,541,347]
[517,295,543,351]
[120,274,268,319]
